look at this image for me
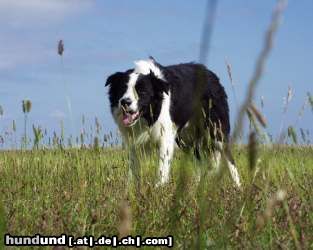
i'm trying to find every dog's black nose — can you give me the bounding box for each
[120,98,132,108]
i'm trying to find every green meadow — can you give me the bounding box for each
[0,144,312,249]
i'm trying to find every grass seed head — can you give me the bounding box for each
[12,120,16,132]
[287,126,298,144]
[117,201,132,238]
[307,92,313,112]
[225,59,233,84]
[257,189,286,230]
[260,96,265,108]
[248,131,258,172]
[22,100,32,114]
[58,39,64,56]
[249,103,267,128]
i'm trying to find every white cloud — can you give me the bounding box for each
[0,37,53,71]
[0,0,93,70]
[0,0,93,13]
[0,0,93,26]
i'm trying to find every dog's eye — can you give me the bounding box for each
[138,90,146,95]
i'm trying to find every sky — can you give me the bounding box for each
[0,0,312,147]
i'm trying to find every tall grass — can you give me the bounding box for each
[1,145,312,249]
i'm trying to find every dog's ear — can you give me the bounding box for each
[149,56,156,63]
[105,72,125,87]
[149,70,169,95]
[149,56,163,68]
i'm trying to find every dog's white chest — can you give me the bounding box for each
[124,120,168,145]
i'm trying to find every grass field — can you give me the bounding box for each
[1,145,312,249]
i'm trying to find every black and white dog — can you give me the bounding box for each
[106,57,241,187]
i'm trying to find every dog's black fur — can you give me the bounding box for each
[165,63,229,138]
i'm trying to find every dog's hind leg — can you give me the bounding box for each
[213,141,241,188]
[225,149,241,188]
[212,148,221,170]
[224,144,241,188]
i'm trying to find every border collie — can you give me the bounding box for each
[105,57,241,187]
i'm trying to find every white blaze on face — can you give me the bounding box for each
[119,58,164,113]
[119,72,139,112]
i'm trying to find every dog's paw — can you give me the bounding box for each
[155,176,170,188]
[155,180,166,188]
[155,181,163,188]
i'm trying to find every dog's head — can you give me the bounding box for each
[105,58,169,127]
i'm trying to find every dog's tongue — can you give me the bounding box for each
[122,112,137,126]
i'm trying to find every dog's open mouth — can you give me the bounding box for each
[121,109,140,126]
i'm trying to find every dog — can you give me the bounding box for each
[105,57,241,187]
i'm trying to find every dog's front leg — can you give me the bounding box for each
[158,132,175,184]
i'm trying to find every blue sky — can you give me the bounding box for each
[0,0,312,146]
